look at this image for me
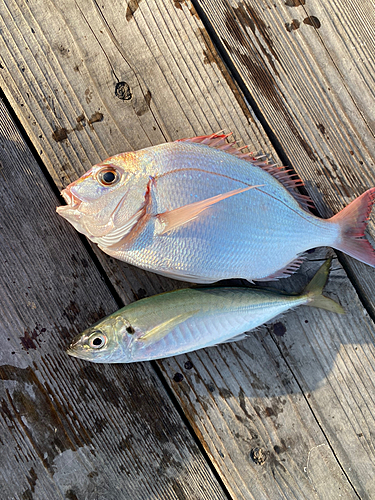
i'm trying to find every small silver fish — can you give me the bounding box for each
[67,259,344,363]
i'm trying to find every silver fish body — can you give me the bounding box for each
[57,135,375,283]
[67,259,343,363]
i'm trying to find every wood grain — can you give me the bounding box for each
[1,0,375,498]
[0,100,227,499]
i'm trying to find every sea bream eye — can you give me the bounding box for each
[97,167,120,186]
[88,332,107,349]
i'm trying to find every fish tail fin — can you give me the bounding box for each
[303,258,345,314]
[330,188,375,267]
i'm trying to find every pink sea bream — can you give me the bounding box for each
[56,133,375,283]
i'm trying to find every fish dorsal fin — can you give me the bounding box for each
[155,184,262,235]
[137,310,200,346]
[177,132,315,211]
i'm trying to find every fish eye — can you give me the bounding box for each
[97,167,120,186]
[88,332,107,349]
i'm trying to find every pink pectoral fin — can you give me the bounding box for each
[155,184,263,235]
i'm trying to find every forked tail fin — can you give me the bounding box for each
[330,188,375,267]
[303,258,345,314]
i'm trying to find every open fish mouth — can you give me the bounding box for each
[59,187,81,209]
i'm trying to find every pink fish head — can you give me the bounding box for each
[56,151,149,239]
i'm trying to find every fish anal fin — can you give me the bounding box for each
[255,256,305,282]
[177,132,315,211]
[213,332,250,346]
[155,184,262,235]
[138,310,200,346]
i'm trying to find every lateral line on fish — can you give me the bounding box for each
[156,168,321,228]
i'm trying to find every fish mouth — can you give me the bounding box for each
[58,187,82,210]
[66,333,86,357]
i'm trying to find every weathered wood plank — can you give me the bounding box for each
[195,0,375,310]
[1,0,375,498]
[0,100,227,499]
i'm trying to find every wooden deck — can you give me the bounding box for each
[1,0,375,498]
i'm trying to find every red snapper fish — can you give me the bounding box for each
[56,133,375,283]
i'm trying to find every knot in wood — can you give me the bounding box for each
[115,82,132,100]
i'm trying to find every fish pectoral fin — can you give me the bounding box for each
[137,310,200,346]
[155,184,263,235]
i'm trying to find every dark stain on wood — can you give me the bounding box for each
[0,365,91,472]
[303,16,321,29]
[52,127,68,142]
[63,300,81,322]
[285,19,300,32]
[184,360,193,370]
[273,322,287,337]
[238,387,253,420]
[173,372,184,383]
[174,0,199,18]
[135,90,152,116]
[20,326,44,350]
[126,0,142,22]
[88,112,104,130]
[174,0,185,10]
[52,113,103,141]
[197,27,255,124]
[219,387,232,399]
[232,3,280,69]
[171,480,189,500]
[317,123,326,135]
[285,0,306,6]
[222,8,318,162]
[22,467,38,498]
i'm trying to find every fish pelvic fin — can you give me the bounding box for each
[177,132,315,211]
[155,184,263,235]
[303,258,345,314]
[330,188,375,268]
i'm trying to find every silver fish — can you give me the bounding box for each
[67,259,344,363]
[56,133,375,283]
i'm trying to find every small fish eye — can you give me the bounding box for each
[88,333,107,349]
[97,167,120,186]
